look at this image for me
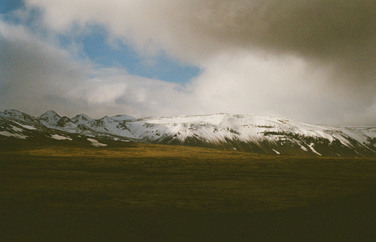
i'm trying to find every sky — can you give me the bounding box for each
[0,0,375,126]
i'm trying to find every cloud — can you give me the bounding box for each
[191,52,376,125]
[0,21,198,118]
[1,1,376,125]
[0,21,89,114]
[25,1,376,69]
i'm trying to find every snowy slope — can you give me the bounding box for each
[126,114,376,156]
[0,110,132,147]
[0,110,375,156]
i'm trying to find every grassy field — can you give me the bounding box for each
[1,142,376,241]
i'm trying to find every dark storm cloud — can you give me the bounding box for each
[183,0,376,82]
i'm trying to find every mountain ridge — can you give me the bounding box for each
[1,109,375,157]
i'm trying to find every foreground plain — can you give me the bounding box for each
[1,142,376,241]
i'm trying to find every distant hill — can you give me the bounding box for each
[1,109,375,157]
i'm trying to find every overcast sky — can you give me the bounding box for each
[0,0,375,125]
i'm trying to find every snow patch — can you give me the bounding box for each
[87,138,107,147]
[299,144,308,151]
[51,134,72,141]
[272,149,280,154]
[14,121,36,130]
[308,143,322,156]
[11,125,23,132]
[0,131,27,139]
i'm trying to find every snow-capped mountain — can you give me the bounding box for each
[1,109,375,157]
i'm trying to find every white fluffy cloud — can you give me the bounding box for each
[0,21,198,118]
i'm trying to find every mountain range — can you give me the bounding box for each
[1,109,375,157]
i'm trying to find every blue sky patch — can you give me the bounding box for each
[69,25,200,83]
[0,0,200,84]
[0,0,24,14]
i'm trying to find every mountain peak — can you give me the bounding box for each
[73,114,92,120]
[72,114,93,124]
[39,110,60,118]
[2,109,29,116]
[1,109,36,122]
[38,110,61,126]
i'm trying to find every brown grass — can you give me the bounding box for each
[1,143,376,241]
[2,143,376,212]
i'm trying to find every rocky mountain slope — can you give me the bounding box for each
[1,109,375,157]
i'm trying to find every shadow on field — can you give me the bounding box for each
[1,143,376,241]
[1,185,376,242]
